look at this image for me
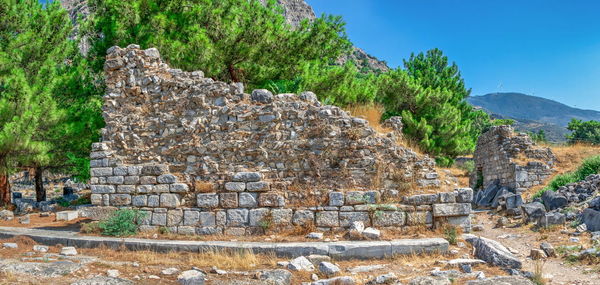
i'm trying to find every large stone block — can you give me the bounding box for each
[239,192,258,208]
[249,208,270,227]
[167,209,183,226]
[132,195,147,207]
[346,191,378,205]
[316,211,339,227]
[141,165,169,176]
[152,212,167,226]
[197,193,219,208]
[110,194,131,206]
[259,193,285,207]
[116,185,135,193]
[271,208,293,225]
[373,211,405,227]
[220,193,239,208]
[456,188,474,203]
[292,210,315,226]
[106,176,124,185]
[329,192,344,206]
[91,185,115,194]
[199,212,216,227]
[183,210,200,226]
[157,174,177,184]
[227,209,249,226]
[232,172,262,182]
[225,182,246,192]
[339,212,370,227]
[91,168,113,177]
[246,181,270,191]
[432,203,471,217]
[160,193,180,208]
[148,195,159,207]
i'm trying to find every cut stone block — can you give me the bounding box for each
[56,211,79,221]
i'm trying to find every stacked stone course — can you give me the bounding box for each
[89,44,471,235]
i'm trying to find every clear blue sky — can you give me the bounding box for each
[308,0,600,111]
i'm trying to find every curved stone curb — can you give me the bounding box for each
[0,227,448,260]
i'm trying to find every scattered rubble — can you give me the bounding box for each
[463,235,522,269]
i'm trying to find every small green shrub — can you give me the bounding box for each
[56,197,70,207]
[158,226,170,235]
[98,209,146,237]
[71,196,91,206]
[457,160,475,174]
[444,226,458,245]
[80,221,101,234]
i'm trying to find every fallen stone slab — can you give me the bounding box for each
[177,270,206,285]
[465,276,534,285]
[582,208,600,232]
[258,269,292,285]
[347,264,386,273]
[71,277,134,285]
[409,276,451,285]
[463,234,522,269]
[311,276,355,285]
[56,211,79,221]
[0,226,447,260]
[0,259,82,278]
[443,258,486,267]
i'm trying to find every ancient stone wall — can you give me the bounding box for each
[470,126,555,191]
[88,45,471,235]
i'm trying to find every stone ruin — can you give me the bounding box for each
[88,45,473,235]
[470,125,555,213]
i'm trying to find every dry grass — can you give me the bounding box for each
[525,142,600,199]
[345,104,390,134]
[83,244,277,271]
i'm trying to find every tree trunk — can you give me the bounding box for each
[35,167,46,202]
[0,173,10,207]
[228,64,239,83]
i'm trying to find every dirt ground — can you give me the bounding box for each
[473,211,599,285]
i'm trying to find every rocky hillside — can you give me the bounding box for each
[469,92,600,142]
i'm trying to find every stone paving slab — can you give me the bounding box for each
[0,227,448,260]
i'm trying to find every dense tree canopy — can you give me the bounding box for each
[84,0,351,85]
[0,0,103,203]
[567,119,600,144]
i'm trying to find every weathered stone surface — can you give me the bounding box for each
[197,193,219,208]
[409,276,451,285]
[316,211,339,227]
[582,208,600,232]
[541,190,568,211]
[373,211,405,227]
[0,210,14,221]
[288,256,315,271]
[293,210,315,226]
[258,269,292,285]
[536,212,566,228]
[465,276,534,285]
[339,212,370,227]
[329,192,344,206]
[239,192,258,208]
[246,181,270,191]
[310,276,355,285]
[160,194,180,208]
[224,182,245,192]
[521,202,546,223]
[463,234,522,269]
[318,261,340,277]
[71,276,133,285]
[433,203,471,217]
[232,172,262,182]
[220,193,238,208]
[177,270,205,285]
[110,194,132,206]
[167,210,183,226]
[226,209,249,226]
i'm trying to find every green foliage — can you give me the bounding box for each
[0,0,68,183]
[256,61,378,105]
[55,197,71,208]
[567,119,600,144]
[444,226,458,245]
[534,155,600,198]
[529,130,548,143]
[85,0,350,85]
[0,0,103,189]
[457,160,475,174]
[99,209,147,237]
[376,65,478,166]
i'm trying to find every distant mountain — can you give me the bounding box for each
[468,92,600,143]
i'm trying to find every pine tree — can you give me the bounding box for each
[84,0,350,86]
[0,0,88,204]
